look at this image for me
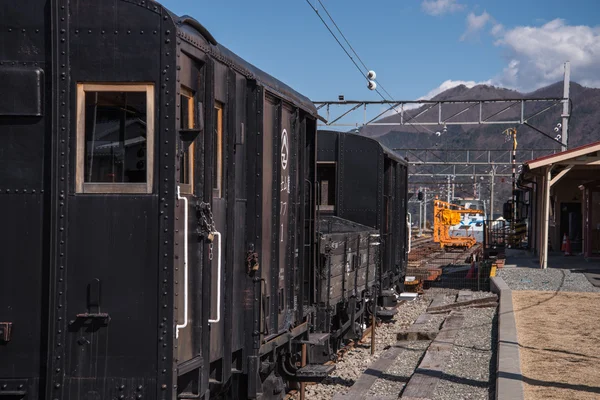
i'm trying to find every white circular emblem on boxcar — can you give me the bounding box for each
[281,129,288,170]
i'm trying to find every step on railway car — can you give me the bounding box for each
[0,1,411,399]
[311,130,410,362]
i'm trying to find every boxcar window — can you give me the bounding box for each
[213,102,224,198]
[76,84,154,193]
[179,87,195,194]
[317,162,336,212]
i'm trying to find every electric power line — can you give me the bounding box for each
[305,0,437,136]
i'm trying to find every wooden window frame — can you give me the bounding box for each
[179,87,195,194]
[317,161,336,211]
[76,83,154,194]
[213,102,223,198]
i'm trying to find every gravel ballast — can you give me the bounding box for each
[367,340,431,397]
[431,307,497,400]
[497,267,600,292]
[304,296,429,400]
[303,290,498,400]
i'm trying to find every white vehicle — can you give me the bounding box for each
[449,199,486,243]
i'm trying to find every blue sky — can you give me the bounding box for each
[160,0,600,103]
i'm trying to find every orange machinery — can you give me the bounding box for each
[433,199,484,250]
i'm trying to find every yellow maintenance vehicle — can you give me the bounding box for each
[433,199,484,250]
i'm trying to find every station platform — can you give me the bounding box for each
[504,249,600,288]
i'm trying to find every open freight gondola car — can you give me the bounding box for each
[310,130,409,361]
[0,1,323,399]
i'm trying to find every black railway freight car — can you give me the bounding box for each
[0,1,323,399]
[315,130,410,319]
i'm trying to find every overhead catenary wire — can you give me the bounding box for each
[311,0,404,108]
[304,0,434,135]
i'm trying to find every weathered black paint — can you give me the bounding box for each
[316,130,409,305]
[1,1,318,399]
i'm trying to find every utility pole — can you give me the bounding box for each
[423,188,428,232]
[490,166,496,220]
[562,61,571,151]
[503,128,518,242]
[418,193,423,236]
[446,175,451,203]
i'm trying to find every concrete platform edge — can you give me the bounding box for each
[490,276,525,400]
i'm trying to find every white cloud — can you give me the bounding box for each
[381,79,491,117]
[421,0,464,16]
[491,23,504,37]
[493,19,600,90]
[460,11,491,41]
[417,79,492,100]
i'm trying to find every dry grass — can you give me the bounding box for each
[513,290,600,400]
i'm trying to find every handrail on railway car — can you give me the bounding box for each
[407,213,412,254]
[176,186,189,338]
[208,231,222,324]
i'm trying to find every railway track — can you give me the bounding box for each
[285,300,407,400]
[410,235,433,249]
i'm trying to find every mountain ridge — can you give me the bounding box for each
[360,81,600,151]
